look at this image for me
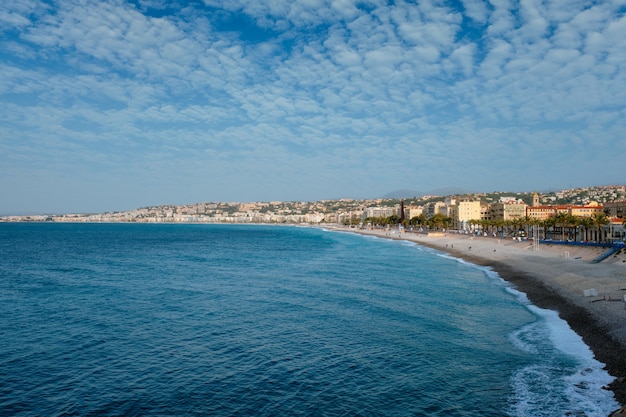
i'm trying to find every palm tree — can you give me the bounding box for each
[429,213,450,231]
[491,219,504,237]
[503,219,513,237]
[553,212,579,241]
[571,215,583,241]
[520,216,535,238]
[553,212,567,241]
[410,214,427,227]
[474,219,488,235]
[543,216,557,240]
[520,216,539,239]
[467,219,477,232]
[473,219,483,235]
[579,217,595,242]
[592,213,610,242]
[509,217,522,236]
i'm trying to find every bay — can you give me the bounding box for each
[0,223,617,416]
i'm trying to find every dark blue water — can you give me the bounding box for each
[0,223,617,416]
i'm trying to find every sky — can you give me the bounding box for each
[1,0,625,214]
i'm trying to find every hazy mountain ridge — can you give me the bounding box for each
[382,187,468,199]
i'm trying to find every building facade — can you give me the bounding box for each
[604,200,626,219]
[450,200,482,230]
[490,202,528,221]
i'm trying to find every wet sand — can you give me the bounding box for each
[331,226,626,410]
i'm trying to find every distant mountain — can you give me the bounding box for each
[426,187,468,197]
[382,189,422,199]
[382,187,467,199]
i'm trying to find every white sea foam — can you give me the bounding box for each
[510,362,618,417]
[448,259,619,416]
[527,305,593,360]
[509,322,541,355]
[504,286,531,304]
[508,299,619,416]
[436,252,472,265]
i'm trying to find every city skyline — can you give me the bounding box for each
[2,1,626,214]
[3,183,624,218]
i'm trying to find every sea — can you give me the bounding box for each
[0,223,619,416]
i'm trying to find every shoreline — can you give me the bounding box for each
[330,226,626,412]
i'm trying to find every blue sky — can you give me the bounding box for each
[1,0,625,214]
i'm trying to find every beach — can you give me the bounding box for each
[335,226,626,411]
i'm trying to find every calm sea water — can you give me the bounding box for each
[0,223,618,416]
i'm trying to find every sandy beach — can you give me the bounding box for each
[331,226,626,412]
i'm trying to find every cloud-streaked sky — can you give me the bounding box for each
[1,0,625,214]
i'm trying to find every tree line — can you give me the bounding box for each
[360,212,623,243]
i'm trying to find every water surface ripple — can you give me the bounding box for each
[0,224,617,416]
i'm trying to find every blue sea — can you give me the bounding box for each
[0,223,618,416]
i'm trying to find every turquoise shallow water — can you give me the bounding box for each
[0,223,618,416]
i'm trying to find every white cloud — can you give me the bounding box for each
[446,43,476,77]
[461,0,490,24]
[2,0,626,212]
[0,11,32,29]
[486,0,516,37]
[516,0,549,41]
[202,0,368,29]
[478,39,512,78]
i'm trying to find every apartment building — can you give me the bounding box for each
[568,202,604,218]
[362,207,397,219]
[449,200,483,230]
[603,200,626,219]
[490,201,527,221]
[425,201,447,217]
[526,205,559,220]
[526,203,604,220]
[404,205,423,219]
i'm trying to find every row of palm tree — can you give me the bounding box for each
[364,213,454,230]
[463,212,614,243]
[364,212,618,243]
